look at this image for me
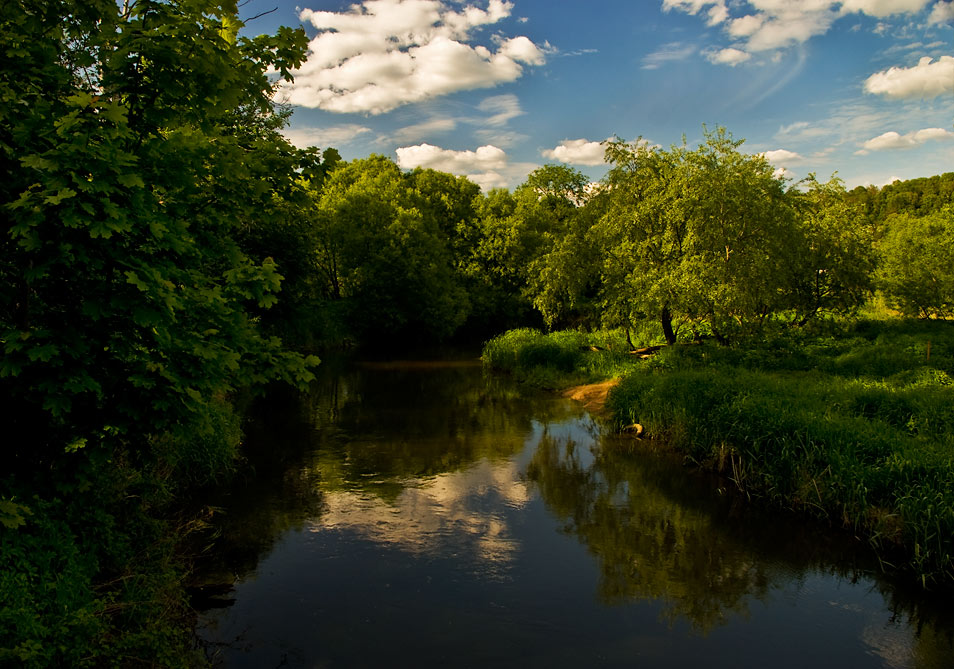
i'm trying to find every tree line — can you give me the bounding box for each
[261,130,952,351]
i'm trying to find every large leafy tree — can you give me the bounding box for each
[877,208,954,319]
[311,156,470,342]
[594,128,799,343]
[1,0,314,472]
[1,0,316,662]
[781,175,874,325]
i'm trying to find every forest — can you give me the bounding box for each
[2,0,954,665]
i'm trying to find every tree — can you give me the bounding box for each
[781,175,874,325]
[877,208,954,319]
[1,0,316,661]
[2,0,315,473]
[311,156,469,342]
[594,128,800,344]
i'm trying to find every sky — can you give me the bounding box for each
[240,0,954,190]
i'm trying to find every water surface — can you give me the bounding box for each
[195,360,954,667]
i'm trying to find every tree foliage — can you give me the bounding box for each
[1,0,316,662]
[310,155,470,343]
[877,208,954,319]
[592,128,800,343]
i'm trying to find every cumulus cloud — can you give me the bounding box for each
[840,0,932,17]
[667,0,933,62]
[928,0,954,24]
[395,142,536,190]
[864,56,954,99]
[856,127,954,153]
[283,0,547,114]
[541,138,607,166]
[706,47,751,66]
[762,149,805,164]
[282,124,372,148]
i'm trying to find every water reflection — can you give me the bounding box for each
[525,431,954,664]
[196,361,954,668]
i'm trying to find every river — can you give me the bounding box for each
[194,358,954,667]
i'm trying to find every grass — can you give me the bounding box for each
[482,318,954,586]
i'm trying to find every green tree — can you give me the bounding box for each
[781,175,874,324]
[312,156,469,342]
[1,0,316,662]
[877,208,954,319]
[594,128,798,344]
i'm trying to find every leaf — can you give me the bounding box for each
[21,155,56,171]
[44,188,77,205]
[65,437,88,453]
[0,499,32,530]
[118,173,145,189]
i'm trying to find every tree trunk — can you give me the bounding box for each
[660,305,676,345]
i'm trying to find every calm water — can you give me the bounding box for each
[195,360,954,668]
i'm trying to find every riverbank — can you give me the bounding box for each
[482,321,954,587]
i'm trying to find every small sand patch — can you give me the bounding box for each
[561,379,620,416]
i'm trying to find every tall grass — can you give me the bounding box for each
[482,328,636,387]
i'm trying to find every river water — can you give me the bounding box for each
[194,359,954,668]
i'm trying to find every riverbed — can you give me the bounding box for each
[194,359,954,667]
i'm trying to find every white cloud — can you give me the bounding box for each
[395,142,536,189]
[864,56,954,99]
[840,0,932,18]
[856,127,954,152]
[641,42,697,70]
[283,1,546,114]
[282,124,372,148]
[662,0,728,25]
[541,138,607,165]
[762,149,805,164]
[668,0,934,61]
[478,94,525,126]
[706,47,751,66]
[773,166,796,180]
[728,14,764,37]
[928,1,954,24]
[396,143,508,172]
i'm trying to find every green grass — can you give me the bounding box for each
[483,318,954,586]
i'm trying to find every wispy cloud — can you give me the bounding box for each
[641,42,696,70]
[282,124,372,148]
[666,0,934,65]
[380,118,458,145]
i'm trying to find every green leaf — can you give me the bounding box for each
[65,437,88,453]
[0,499,32,530]
[44,188,77,205]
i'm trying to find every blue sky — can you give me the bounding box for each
[241,0,954,190]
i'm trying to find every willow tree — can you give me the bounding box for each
[594,128,799,343]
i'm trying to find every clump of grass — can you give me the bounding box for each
[482,328,636,387]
